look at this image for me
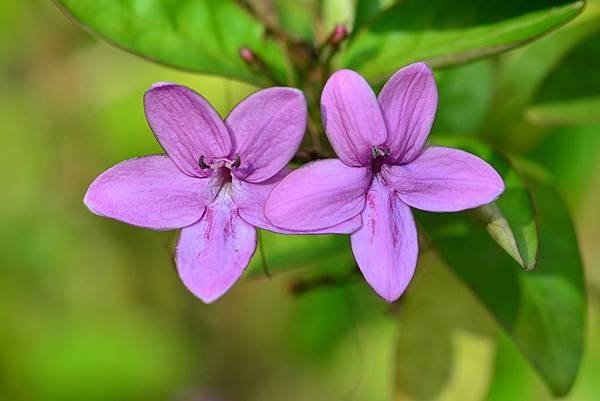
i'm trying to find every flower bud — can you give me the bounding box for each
[329,24,348,47]
[239,47,256,64]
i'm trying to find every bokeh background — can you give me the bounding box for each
[1,1,599,400]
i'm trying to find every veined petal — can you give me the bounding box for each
[321,70,388,167]
[383,146,505,212]
[265,159,371,231]
[176,190,257,303]
[351,177,418,302]
[84,155,218,230]
[232,168,362,234]
[144,83,232,177]
[227,88,307,183]
[378,63,438,164]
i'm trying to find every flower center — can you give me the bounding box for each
[198,154,240,182]
[371,146,388,174]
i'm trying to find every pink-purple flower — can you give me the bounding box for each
[265,63,505,302]
[84,83,358,303]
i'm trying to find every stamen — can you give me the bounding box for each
[198,155,209,169]
[372,146,388,159]
[232,154,241,168]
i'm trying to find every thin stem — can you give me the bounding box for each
[292,148,330,163]
[257,230,271,279]
[307,113,323,151]
[289,266,361,296]
[234,0,286,41]
[234,0,317,86]
[239,47,285,86]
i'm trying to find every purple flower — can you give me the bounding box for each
[265,63,505,302]
[84,83,359,303]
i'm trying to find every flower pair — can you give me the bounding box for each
[84,63,504,303]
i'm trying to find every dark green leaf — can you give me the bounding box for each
[530,123,600,206]
[486,2,600,134]
[526,31,600,125]
[417,163,585,395]
[342,0,584,83]
[54,0,288,85]
[352,0,393,34]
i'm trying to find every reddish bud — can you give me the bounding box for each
[239,47,256,64]
[329,24,348,47]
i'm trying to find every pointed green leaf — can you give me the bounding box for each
[342,0,584,83]
[471,202,536,271]
[417,163,585,395]
[53,0,288,85]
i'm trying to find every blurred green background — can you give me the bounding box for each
[1,1,600,400]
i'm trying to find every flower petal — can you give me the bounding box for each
[227,87,307,183]
[84,155,218,230]
[383,146,505,212]
[351,177,418,302]
[265,159,371,231]
[321,70,388,167]
[378,63,438,164]
[232,168,362,234]
[175,191,257,303]
[144,83,232,177]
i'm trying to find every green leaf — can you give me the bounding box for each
[273,0,317,41]
[471,201,536,271]
[433,60,494,135]
[417,164,585,395]
[525,31,600,126]
[341,0,584,83]
[486,1,600,135]
[394,253,497,401]
[432,137,539,270]
[526,96,600,126]
[245,231,351,278]
[484,333,536,401]
[530,123,600,206]
[53,0,287,85]
[352,0,394,34]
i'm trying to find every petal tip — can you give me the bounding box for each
[399,62,434,77]
[82,183,104,217]
[82,188,95,212]
[144,82,190,101]
[274,86,304,97]
[194,290,223,304]
[371,282,409,303]
[490,172,507,202]
[177,266,232,304]
[325,69,365,86]
[148,81,178,91]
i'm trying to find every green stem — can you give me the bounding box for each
[257,230,271,279]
